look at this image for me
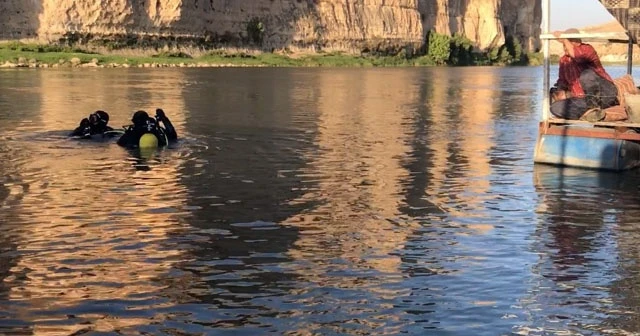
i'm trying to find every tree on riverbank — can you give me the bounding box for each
[424,30,535,66]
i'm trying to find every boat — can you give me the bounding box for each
[533,0,640,171]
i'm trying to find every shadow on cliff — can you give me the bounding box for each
[448,0,469,35]
[167,1,413,55]
[0,1,42,39]
[417,0,469,38]
[126,0,162,36]
[161,1,323,54]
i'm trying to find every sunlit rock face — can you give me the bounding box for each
[0,0,541,53]
[418,0,541,51]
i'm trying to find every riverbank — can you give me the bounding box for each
[0,42,546,68]
[2,44,633,69]
[0,42,435,68]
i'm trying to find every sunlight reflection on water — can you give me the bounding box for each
[0,67,640,335]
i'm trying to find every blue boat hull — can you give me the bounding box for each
[534,133,640,171]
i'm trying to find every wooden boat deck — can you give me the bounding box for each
[547,119,640,128]
[541,119,640,141]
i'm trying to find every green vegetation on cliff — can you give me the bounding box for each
[0,33,539,68]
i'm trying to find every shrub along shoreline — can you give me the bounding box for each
[0,31,545,69]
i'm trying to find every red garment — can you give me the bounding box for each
[556,43,613,97]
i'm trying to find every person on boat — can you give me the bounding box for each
[549,28,618,122]
[70,110,115,138]
[117,108,177,149]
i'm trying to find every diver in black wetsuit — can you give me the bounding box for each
[70,110,115,138]
[117,108,177,148]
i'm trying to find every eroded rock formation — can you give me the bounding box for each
[0,0,542,53]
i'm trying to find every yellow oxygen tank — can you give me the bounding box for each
[139,133,159,149]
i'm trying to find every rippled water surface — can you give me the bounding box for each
[2,66,640,335]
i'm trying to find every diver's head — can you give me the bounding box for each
[132,110,149,127]
[89,110,109,127]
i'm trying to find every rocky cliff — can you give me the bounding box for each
[419,0,541,51]
[0,0,541,54]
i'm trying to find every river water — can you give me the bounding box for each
[1,66,640,335]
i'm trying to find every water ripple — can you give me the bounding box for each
[1,67,640,335]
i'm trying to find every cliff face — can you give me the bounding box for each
[418,0,541,51]
[0,0,41,39]
[501,0,542,52]
[420,0,501,50]
[0,0,541,53]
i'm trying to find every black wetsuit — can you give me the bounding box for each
[117,116,177,148]
[69,118,115,138]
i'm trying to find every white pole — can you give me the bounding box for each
[542,0,550,121]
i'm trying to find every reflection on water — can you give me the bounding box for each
[0,69,194,335]
[522,166,640,335]
[2,67,640,335]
